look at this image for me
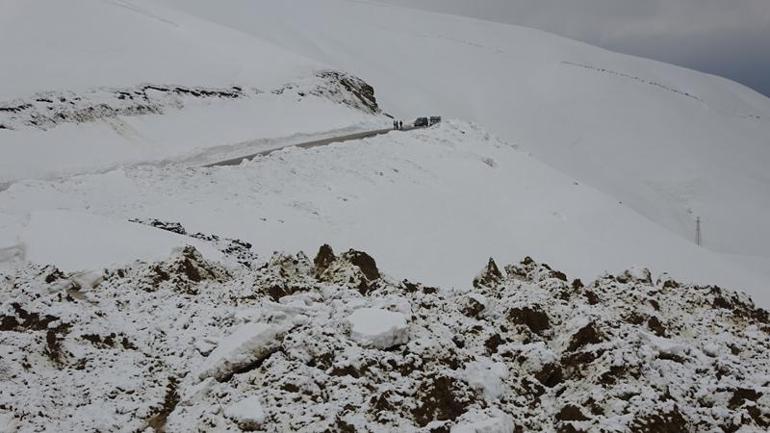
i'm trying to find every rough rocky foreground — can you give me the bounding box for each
[0,241,769,433]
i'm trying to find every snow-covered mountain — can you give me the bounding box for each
[156,0,770,269]
[2,0,770,431]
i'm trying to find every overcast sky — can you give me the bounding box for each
[381,0,770,97]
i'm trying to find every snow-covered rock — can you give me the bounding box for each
[451,412,515,433]
[347,307,409,350]
[463,358,509,400]
[224,396,266,430]
[1,245,769,432]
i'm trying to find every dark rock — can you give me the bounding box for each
[473,258,503,288]
[567,323,603,352]
[412,376,474,426]
[584,290,600,305]
[557,405,590,421]
[314,244,336,276]
[485,334,504,355]
[728,388,762,410]
[508,306,551,334]
[630,408,688,433]
[535,363,564,388]
[647,317,667,337]
[343,250,380,281]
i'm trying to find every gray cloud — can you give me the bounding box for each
[380,0,770,96]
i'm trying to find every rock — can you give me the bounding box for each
[567,323,603,352]
[343,250,380,281]
[224,396,266,431]
[508,306,550,334]
[412,376,475,426]
[313,244,336,276]
[630,408,688,433]
[473,259,503,288]
[556,405,590,421]
[535,362,564,388]
[347,308,408,350]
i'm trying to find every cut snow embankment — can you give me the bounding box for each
[0,120,766,306]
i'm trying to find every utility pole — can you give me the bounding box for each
[696,216,702,247]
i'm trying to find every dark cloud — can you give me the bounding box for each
[381,0,770,96]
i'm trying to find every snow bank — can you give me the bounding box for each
[347,307,409,350]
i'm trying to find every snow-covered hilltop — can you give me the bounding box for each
[1,241,768,432]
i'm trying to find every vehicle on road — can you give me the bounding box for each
[429,116,442,126]
[414,117,429,127]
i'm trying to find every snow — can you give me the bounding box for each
[0,95,381,183]
[451,412,515,433]
[158,0,770,273]
[0,412,18,433]
[196,322,287,382]
[1,121,766,306]
[347,307,409,350]
[18,210,222,273]
[463,359,509,400]
[224,396,266,429]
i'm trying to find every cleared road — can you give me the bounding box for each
[205,124,423,167]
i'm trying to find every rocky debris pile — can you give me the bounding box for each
[0,244,768,433]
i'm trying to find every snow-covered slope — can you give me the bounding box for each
[1,122,767,306]
[0,0,384,182]
[156,0,770,262]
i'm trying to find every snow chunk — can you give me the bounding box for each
[196,323,286,381]
[224,396,266,430]
[642,332,687,357]
[451,412,515,433]
[347,308,409,349]
[463,358,509,400]
[0,412,19,433]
